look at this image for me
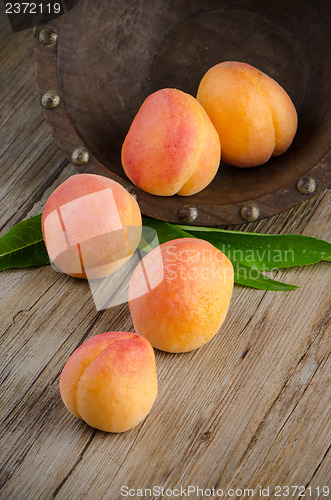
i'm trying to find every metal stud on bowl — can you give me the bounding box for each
[126,187,138,200]
[39,27,58,47]
[177,205,198,224]
[41,91,60,109]
[240,203,260,222]
[296,177,317,195]
[71,148,90,166]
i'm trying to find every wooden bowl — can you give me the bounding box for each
[35,0,331,226]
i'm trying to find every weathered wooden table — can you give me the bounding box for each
[1,10,330,500]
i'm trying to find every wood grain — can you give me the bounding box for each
[0,8,330,500]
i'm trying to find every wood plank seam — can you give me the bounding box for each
[51,430,97,499]
[305,444,331,490]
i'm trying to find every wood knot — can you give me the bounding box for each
[241,348,249,359]
[200,430,213,442]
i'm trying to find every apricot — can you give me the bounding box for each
[59,332,158,433]
[121,88,221,196]
[42,173,142,279]
[196,61,298,167]
[128,238,234,353]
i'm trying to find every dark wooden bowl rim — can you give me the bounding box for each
[35,2,331,226]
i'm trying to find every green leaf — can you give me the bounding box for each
[143,217,298,290]
[233,261,299,291]
[142,216,195,244]
[0,214,326,292]
[0,214,50,270]
[177,225,331,271]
